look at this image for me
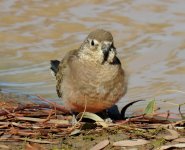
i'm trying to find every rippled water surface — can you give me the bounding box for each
[1,0,185,112]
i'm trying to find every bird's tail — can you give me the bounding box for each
[50,60,60,77]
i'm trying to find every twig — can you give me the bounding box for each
[0,103,69,116]
[67,95,87,132]
[42,109,54,123]
[16,116,71,126]
[76,95,87,123]
[0,104,46,116]
[115,114,145,124]
[18,137,58,144]
[36,96,69,114]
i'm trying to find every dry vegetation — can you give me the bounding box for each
[0,92,184,150]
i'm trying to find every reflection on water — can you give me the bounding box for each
[0,0,185,112]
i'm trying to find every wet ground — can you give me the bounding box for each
[0,0,185,114]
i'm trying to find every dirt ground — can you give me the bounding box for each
[0,92,184,150]
[1,125,184,150]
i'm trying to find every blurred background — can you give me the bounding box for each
[0,0,185,113]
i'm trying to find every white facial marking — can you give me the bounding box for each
[93,39,99,45]
[104,41,112,46]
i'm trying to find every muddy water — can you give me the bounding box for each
[0,0,185,112]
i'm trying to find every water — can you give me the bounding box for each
[0,0,185,113]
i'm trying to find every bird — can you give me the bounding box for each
[50,29,127,113]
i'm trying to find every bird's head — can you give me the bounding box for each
[79,29,118,64]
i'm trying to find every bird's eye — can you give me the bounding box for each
[91,40,95,46]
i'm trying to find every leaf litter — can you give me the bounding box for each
[0,92,184,150]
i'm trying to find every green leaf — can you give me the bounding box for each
[144,99,156,115]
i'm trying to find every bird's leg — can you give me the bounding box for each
[71,111,78,125]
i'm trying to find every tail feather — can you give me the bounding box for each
[50,60,60,76]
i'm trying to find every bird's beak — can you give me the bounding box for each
[102,44,114,64]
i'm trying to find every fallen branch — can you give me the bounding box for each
[0,103,69,116]
[16,116,71,126]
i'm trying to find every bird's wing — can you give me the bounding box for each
[55,49,79,97]
[50,60,60,77]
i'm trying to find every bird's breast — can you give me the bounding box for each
[68,60,124,96]
[71,60,120,82]
[61,59,126,113]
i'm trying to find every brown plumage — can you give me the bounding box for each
[50,29,127,113]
